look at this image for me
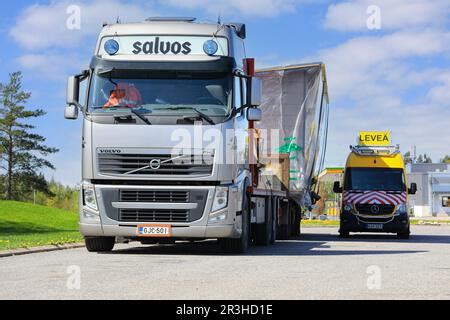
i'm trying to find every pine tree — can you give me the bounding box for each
[442,155,450,164]
[0,72,59,200]
[403,151,412,164]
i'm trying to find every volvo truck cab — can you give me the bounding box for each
[333,132,417,239]
[64,18,264,253]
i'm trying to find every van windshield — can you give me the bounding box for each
[87,70,232,116]
[344,168,406,192]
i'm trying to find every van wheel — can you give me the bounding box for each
[339,230,350,238]
[397,227,410,239]
[85,237,115,252]
[219,190,250,254]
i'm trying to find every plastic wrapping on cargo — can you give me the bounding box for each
[256,63,329,205]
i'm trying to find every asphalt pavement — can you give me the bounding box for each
[1,225,449,300]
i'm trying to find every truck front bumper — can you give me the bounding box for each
[79,183,245,240]
[79,223,237,238]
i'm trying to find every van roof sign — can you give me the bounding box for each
[358,131,391,146]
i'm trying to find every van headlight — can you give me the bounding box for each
[83,184,98,211]
[211,186,229,212]
[396,204,407,214]
[344,204,353,212]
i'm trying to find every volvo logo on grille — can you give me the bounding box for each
[99,149,121,154]
[149,159,162,170]
[370,205,380,214]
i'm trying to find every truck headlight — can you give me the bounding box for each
[83,184,98,211]
[211,186,229,212]
[396,204,407,214]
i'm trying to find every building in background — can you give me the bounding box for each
[407,163,450,217]
[316,167,344,218]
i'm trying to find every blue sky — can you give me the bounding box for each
[0,0,449,186]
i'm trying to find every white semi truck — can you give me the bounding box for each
[65,17,329,253]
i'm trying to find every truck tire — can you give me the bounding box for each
[219,191,250,254]
[85,237,115,252]
[255,197,273,246]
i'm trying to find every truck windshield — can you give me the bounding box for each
[344,168,406,192]
[87,70,232,116]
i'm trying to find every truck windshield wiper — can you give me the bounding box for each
[109,106,152,125]
[155,106,215,125]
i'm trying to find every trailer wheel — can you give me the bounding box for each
[219,190,250,254]
[270,198,277,244]
[277,201,290,240]
[255,197,273,246]
[85,237,115,252]
[291,202,301,237]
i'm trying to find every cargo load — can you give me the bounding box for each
[256,63,329,205]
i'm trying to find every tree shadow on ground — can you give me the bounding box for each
[0,219,73,236]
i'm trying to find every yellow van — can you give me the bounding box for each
[333,132,417,239]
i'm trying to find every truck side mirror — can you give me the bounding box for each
[250,78,262,107]
[247,108,262,121]
[65,76,81,120]
[409,183,417,195]
[67,76,80,106]
[64,104,79,120]
[333,181,343,194]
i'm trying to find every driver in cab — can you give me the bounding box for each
[103,83,142,108]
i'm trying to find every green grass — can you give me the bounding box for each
[0,201,82,251]
[301,219,340,227]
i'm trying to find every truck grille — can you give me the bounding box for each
[101,189,208,223]
[120,190,189,203]
[120,209,189,222]
[355,204,395,215]
[98,153,213,176]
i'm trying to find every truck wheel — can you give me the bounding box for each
[255,198,273,246]
[85,237,115,252]
[219,191,250,254]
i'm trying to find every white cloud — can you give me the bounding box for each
[324,0,450,32]
[427,71,450,105]
[16,53,89,81]
[318,1,450,165]
[317,29,450,101]
[163,0,299,18]
[10,0,155,50]
[325,100,450,167]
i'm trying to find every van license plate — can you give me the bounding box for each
[137,225,171,237]
[366,223,383,230]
